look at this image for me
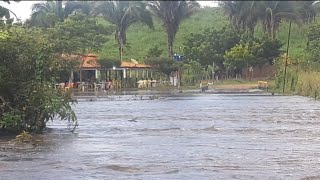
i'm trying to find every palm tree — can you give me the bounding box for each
[148,1,200,58]
[28,0,92,28]
[219,1,238,27]
[0,0,19,24]
[221,1,301,40]
[219,1,257,35]
[295,1,319,24]
[255,1,301,40]
[94,1,154,61]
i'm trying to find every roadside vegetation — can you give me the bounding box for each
[1,0,320,133]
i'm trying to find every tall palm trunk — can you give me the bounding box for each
[56,0,63,21]
[116,31,124,61]
[79,56,85,91]
[167,33,174,58]
[265,8,274,40]
[119,45,123,61]
[271,23,274,40]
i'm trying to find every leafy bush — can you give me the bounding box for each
[144,57,178,78]
[0,26,77,133]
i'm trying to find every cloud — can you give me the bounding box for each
[198,1,219,8]
[0,1,41,22]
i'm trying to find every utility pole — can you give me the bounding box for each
[178,47,182,89]
[120,43,123,61]
[283,20,292,93]
[212,61,215,82]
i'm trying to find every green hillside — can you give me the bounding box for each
[100,7,308,62]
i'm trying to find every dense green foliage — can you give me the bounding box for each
[27,1,92,28]
[146,45,163,58]
[0,2,113,133]
[181,61,207,86]
[144,57,178,78]
[50,13,112,56]
[50,13,113,85]
[273,18,320,97]
[0,26,77,133]
[183,26,240,70]
[224,36,282,71]
[305,21,320,63]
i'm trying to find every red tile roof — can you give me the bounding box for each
[61,54,150,69]
[82,54,101,68]
[120,61,151,68]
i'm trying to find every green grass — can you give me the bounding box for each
[100,7,228,60]
[100,7,308,62]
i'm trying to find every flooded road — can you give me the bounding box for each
[1,93,320,180]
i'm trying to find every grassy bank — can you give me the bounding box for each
[295,72,320,99]
[270,63,320,99]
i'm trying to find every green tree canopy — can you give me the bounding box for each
[224,36,282,73]
[224,42,254,73]
[183,26,240,71]
[27,0,93,28]
[145,57,178,78]
[0,26,76,133]
[49,12,114,85]
[146,45,163,58]
[98,57,121,70]
[306,21,320,63]
[50,13,113,56]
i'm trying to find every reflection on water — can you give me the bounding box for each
[1,94,320,179]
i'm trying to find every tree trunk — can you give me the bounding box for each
[262,22,267,34]
[80,68,83,91]
[101,69,107,90]
[270,13,274,40]
[119,45,123,61]
[57,1,63,21]
[116,31,124,61]
[271,25,274,40]
[167,33,174,58]
[79,55,86,91]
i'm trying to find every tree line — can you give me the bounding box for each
[23,1,199,60]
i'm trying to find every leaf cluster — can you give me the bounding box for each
[183,26,240,70]
[49,13,114,55]
[144,57,178,77]
[0,26,77,133]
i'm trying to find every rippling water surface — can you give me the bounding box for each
[1,94,320,180]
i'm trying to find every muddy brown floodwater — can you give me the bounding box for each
[1,93,320,180]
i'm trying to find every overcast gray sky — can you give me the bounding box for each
[0,1,219,22]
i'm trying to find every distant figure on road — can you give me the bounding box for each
[107,80,113,90]
[200,80,208,92]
